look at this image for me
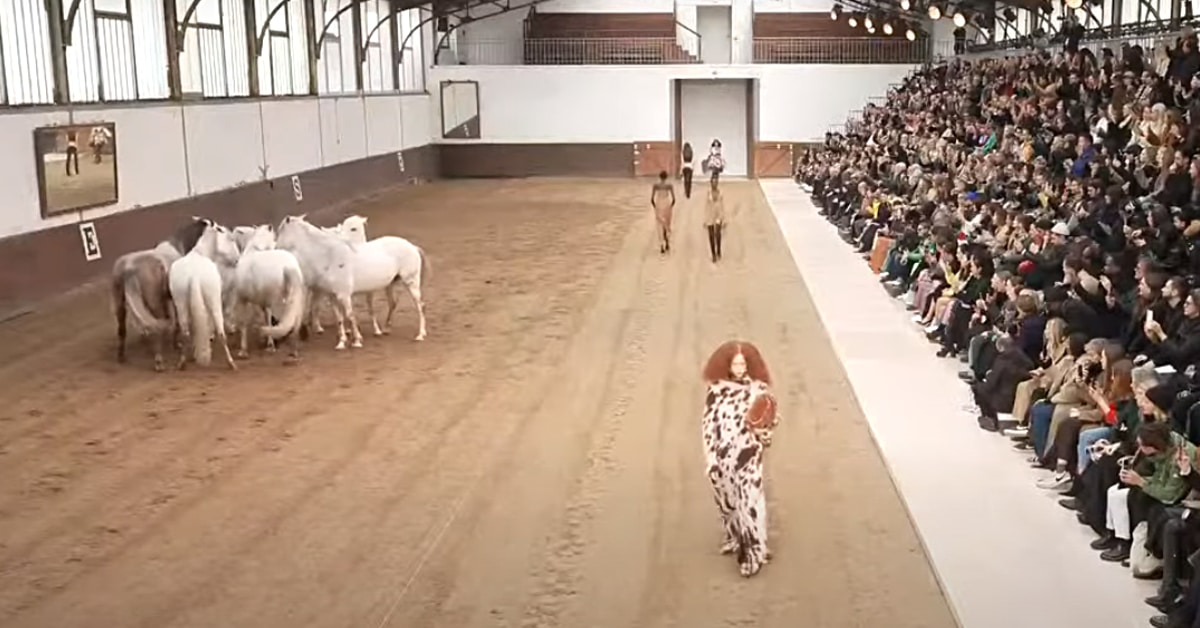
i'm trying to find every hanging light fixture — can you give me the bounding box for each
[953,11,967,26]
[928,5,942,19]
[900,0,911,10]
[883,22,894,34]
[906,28,916,40]
[864,15,874,29]
[848,14,859,27]
[1065,0,1084,8]
[867,24,876,33]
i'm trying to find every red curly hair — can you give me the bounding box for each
[702,340,772,385]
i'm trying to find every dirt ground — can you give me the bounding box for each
[0,179,957,628]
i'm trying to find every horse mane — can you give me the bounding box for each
[168,218,209,255]
[702,340,771,385]
[300,218,356,253]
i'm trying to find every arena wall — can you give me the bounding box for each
[0,93,436,317]
[430,64,914,177]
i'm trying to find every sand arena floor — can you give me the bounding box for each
[0,179,957,628]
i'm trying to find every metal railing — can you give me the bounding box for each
[440,38,700,66]
[752,37,931,64]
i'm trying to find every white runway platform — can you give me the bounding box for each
[759,179,1157,628]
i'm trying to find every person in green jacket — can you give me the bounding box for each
[1123,422,1198,507]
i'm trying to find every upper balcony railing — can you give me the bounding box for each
[753,37,933,64]
[438,38,701,66]
[439,36,942,66]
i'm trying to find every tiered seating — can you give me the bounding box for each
[523,12,698,65]
[752,13,926,64]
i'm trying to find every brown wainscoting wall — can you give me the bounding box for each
[439,143,634,178]
[633,141,676,177]
[0,144,439,320]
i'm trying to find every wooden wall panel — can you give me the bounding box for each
[754,142,795,178]
[633,141,676,177]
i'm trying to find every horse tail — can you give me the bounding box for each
[417,246,431,289]
[261,265,306,340]
[188,277,213,367]
[123,272,171,333]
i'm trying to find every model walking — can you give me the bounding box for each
[704,177,726,262]
[650,170,676,255]
[681,142,694,199]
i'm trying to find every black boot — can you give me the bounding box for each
[1090,531,1117,550]
[1101,540,1131,562]
[1145,585,1183,612]
[715,225,723,260]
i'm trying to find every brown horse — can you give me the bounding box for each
[112,218,209,370]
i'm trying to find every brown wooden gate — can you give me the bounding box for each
[633,141,675,177]
[753,142,794,178]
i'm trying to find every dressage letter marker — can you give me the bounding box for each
[291,175,304,202]
[79,222,102,261]
[396,151,406,173]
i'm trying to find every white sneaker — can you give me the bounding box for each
[1036,472,1071,491]
[911,314,924,322]
[924,323,940,334]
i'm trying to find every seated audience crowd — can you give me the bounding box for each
[796,33,1200,628]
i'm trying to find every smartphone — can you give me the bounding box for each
[1147,309,1156,325]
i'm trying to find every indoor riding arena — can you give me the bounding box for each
[0,2,1161,628]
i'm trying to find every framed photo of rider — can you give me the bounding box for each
[33,122,119,218]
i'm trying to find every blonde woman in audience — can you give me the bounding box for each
[1010,317,1071,436]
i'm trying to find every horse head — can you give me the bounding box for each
[172,216,212,255]
[194,222,241,264]
[337,215,369,243]
[244,224,277,252]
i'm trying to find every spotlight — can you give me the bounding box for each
[848,15,858,26]
[867,24,876,33]
[1065,0,1083,7]
[900,0,911,9]
[953,11,966,26]
[928,5,942,19]
[883,22,894,34]
[864,15,873,29]
[831,7,838,19]
[906,28,916,40]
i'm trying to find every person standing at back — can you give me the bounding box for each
[705,177,727,263]
[681,142,695,198]
[651,171,677,255]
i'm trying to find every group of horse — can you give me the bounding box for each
[110,213,429,371]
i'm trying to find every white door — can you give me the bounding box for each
[696,6,732,64]
[680,79,748,177]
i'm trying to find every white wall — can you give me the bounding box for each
[459,3,529,66]
[0,93,433,239]
[429,64,914,144]
[680,80,748,176]
[697,6,733,64]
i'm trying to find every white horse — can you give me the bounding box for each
[275,214,363,350]
[168,221,241,370]
[332,215,429,340]
[231,224,307,361]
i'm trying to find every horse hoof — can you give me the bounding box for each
[351,341,364,349]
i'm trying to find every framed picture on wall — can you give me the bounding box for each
[33,122,120,217]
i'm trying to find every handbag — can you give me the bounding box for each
[1131,521,1163,576]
